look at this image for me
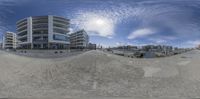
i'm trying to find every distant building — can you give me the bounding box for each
[114,45,138,51]
[2,32,17,49]
[70,30,89,49]
[16,15,70,49]
[140,45,174,57]
[0,42,2,49]
[88,43,96,50]
[142,45,173,52]
[142,45,157,52]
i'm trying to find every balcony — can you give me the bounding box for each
[17,18,27,25]
[32,16,48,20]
[33,30,48,35]
[17,35,27,39]
[18,39,28,42]
[32,19,48,24]
[32,34,48,39]
[53,19,69,25]
[53,16,69,22]
[17,26,27,32]
[53,21,69,26]
[53,21,69,27]
[32,23,48,26]
[32,24,48,29]
[32,28,48,31]
[17,31,27,36]
[17,24,27,30]
[17,29,27,34]
[53,27,69,34]
[17,21,27,27]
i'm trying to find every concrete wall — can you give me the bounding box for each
[48,15,53,42]
[27,17,32,44]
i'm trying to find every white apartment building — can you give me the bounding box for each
[16,15,70,49]
[70,30,89,49]
[2,32,17,49]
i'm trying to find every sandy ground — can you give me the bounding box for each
[0,50,200,98]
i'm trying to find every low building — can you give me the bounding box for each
[88,43,96,50]
[16,15,70,49]
[2,32,17,49]
[141,45,174,57]
[142,45,173,52]
[70,30,89,49]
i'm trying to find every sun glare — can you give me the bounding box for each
[95,19,105,26]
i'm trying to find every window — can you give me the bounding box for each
[53,34,69,41]
[33,24,48,29]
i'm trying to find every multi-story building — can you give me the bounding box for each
[70,30,89,49]
[88,43,96,50]
[2,32,17,49]
[0,42,3,49]
[16,15,70,49]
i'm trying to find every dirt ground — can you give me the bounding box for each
[0,50,200,98]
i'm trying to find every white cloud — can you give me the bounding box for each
[116,42,126,46]
[155,39,166,44]
[83,16,114,37]
[116,42,135,46]
[148,38,167,44]
[128,28,156,39]
[0,0,28,6]
[186,40,200,47]
[71,1,200,44]
[72,12,115,38]
[68,28,74,34]
[71,1,198,40]
[116,42,121,46]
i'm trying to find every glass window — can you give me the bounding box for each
[53,34,69,41]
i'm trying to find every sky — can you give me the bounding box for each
[0,0,200,48]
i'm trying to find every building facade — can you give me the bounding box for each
[88,43,96,50]
[2,32,17,49]
[70,30,89,49]
[198,45,200,49]
[142,45,173,52]
[16,15,70,49]
[0,43,2,49]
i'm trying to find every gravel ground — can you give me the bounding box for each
[10,50,86,58]
[0,50,200,98]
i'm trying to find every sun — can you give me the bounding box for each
[80,15,114,37]
[95,19,106,26]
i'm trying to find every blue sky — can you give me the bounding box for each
[0,0,200,48]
